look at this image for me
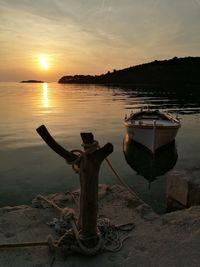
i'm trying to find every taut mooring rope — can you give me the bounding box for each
[68,140,137,198]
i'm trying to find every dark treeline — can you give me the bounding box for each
[20,80,44,83]
[58,57,200,92]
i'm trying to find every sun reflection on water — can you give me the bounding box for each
[43,82,48,108]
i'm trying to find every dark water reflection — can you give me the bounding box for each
[123,135,178,189]
[122,88,200,114]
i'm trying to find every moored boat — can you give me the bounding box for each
[124,109,181,153]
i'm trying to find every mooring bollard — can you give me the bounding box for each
[36,125,113,250]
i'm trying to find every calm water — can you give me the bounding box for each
[0,82,200,213]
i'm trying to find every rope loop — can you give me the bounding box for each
[81,140,99,153]
[69,149,84,173]
[67,141,99,174]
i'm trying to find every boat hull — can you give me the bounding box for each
[126,125,180,153]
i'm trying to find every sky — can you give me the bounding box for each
[0,0,200,82]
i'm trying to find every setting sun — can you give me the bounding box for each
[39,56,49,69]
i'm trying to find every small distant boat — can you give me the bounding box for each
[124,109,181,153]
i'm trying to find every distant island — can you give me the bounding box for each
[58,57,200,91]
[20,80,44,83]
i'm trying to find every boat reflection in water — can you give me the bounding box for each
[123,134,178,188]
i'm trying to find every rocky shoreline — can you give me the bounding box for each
[0,184,200,267]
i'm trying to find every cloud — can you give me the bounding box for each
[194,0,200,7]
[0,0,200,81]
[0,0,74,21]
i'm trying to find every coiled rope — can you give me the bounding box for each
[0,139,136,255]
[35,195,134,255]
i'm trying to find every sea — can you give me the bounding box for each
[0,82,200,213]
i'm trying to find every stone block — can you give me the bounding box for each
[167,169,200,211]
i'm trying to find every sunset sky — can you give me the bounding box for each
[0,0,200,82]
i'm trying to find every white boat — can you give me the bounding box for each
[124,109,181,153]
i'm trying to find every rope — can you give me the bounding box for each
[36,195,62,212]
[0,194,134,255]
[33,195,134,255]
[69,149,84,173]
[68,140,99,174]
[70,220,103,255]
[97,217,134,252]
[0,139,136,255]
[65,191,79,207]
[0,241,50,249]
[34,193,104,255]
[70,139,137,198]
[105,158,136,197]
